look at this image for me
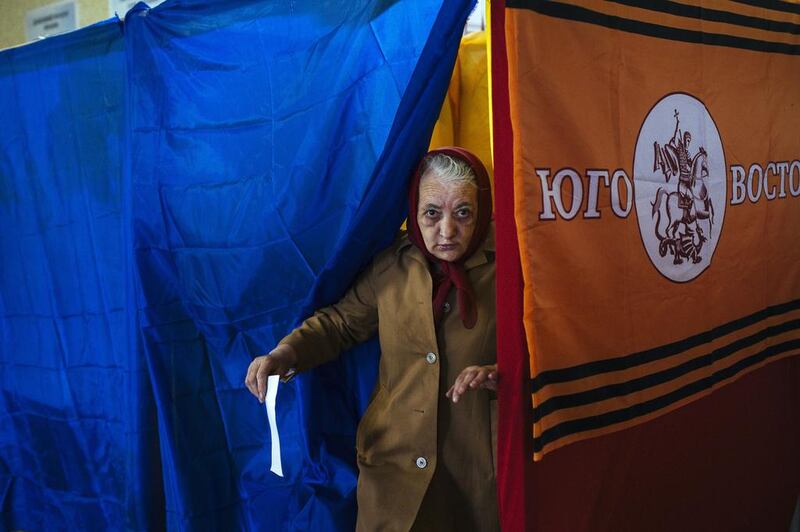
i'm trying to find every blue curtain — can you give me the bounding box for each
[0,0,473,530]
[0,19,162,531]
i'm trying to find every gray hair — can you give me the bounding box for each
[421,153,477,189]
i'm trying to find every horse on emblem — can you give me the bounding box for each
[651,114,715,265]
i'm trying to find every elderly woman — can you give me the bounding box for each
[245,147,498,531]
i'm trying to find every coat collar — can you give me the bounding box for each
[396,221,495,271]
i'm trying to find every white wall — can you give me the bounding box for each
[0,0,162,50]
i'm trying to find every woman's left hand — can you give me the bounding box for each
[445,364,497,403]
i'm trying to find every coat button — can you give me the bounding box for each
[425,352,437,364]
[415,456,428,469]
[443,302,451,313]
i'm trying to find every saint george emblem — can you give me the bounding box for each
[633,93,727,282]
[651,110,715,265]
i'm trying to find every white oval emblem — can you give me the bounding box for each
[633,93,727,282]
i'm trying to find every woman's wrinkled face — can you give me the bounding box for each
[416,171,478,262]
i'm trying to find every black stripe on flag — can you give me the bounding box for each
[530,299,800,393]
[506,0,800,55]
[610,0,800,35]
[532,318,800,423]
[731,0,800,15]
[532,338,800,453]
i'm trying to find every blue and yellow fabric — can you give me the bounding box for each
[0,0,474,529]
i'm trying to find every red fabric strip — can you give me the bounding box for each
[491,3,533,531]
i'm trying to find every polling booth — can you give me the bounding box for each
[0,1,474,529]
[0,0,798,530]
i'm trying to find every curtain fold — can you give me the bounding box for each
[0,0,474,529]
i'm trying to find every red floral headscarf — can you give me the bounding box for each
[407,147,492,329]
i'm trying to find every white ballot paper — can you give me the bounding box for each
[265,375,283,477]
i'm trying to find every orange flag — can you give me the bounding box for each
[505,0,800,459]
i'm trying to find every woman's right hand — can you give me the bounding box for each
[245,344,298,403]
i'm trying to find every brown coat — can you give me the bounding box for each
[280,225,498,532]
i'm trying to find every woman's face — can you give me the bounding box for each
[416,171,478,262]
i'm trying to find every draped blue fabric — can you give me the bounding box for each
[0,20,163,531]
[0,0,473,530]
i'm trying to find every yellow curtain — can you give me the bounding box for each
[429,30,493,184]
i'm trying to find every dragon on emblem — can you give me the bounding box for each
[651,110,715,265]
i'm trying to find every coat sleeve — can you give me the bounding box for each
[278,262,379,372]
